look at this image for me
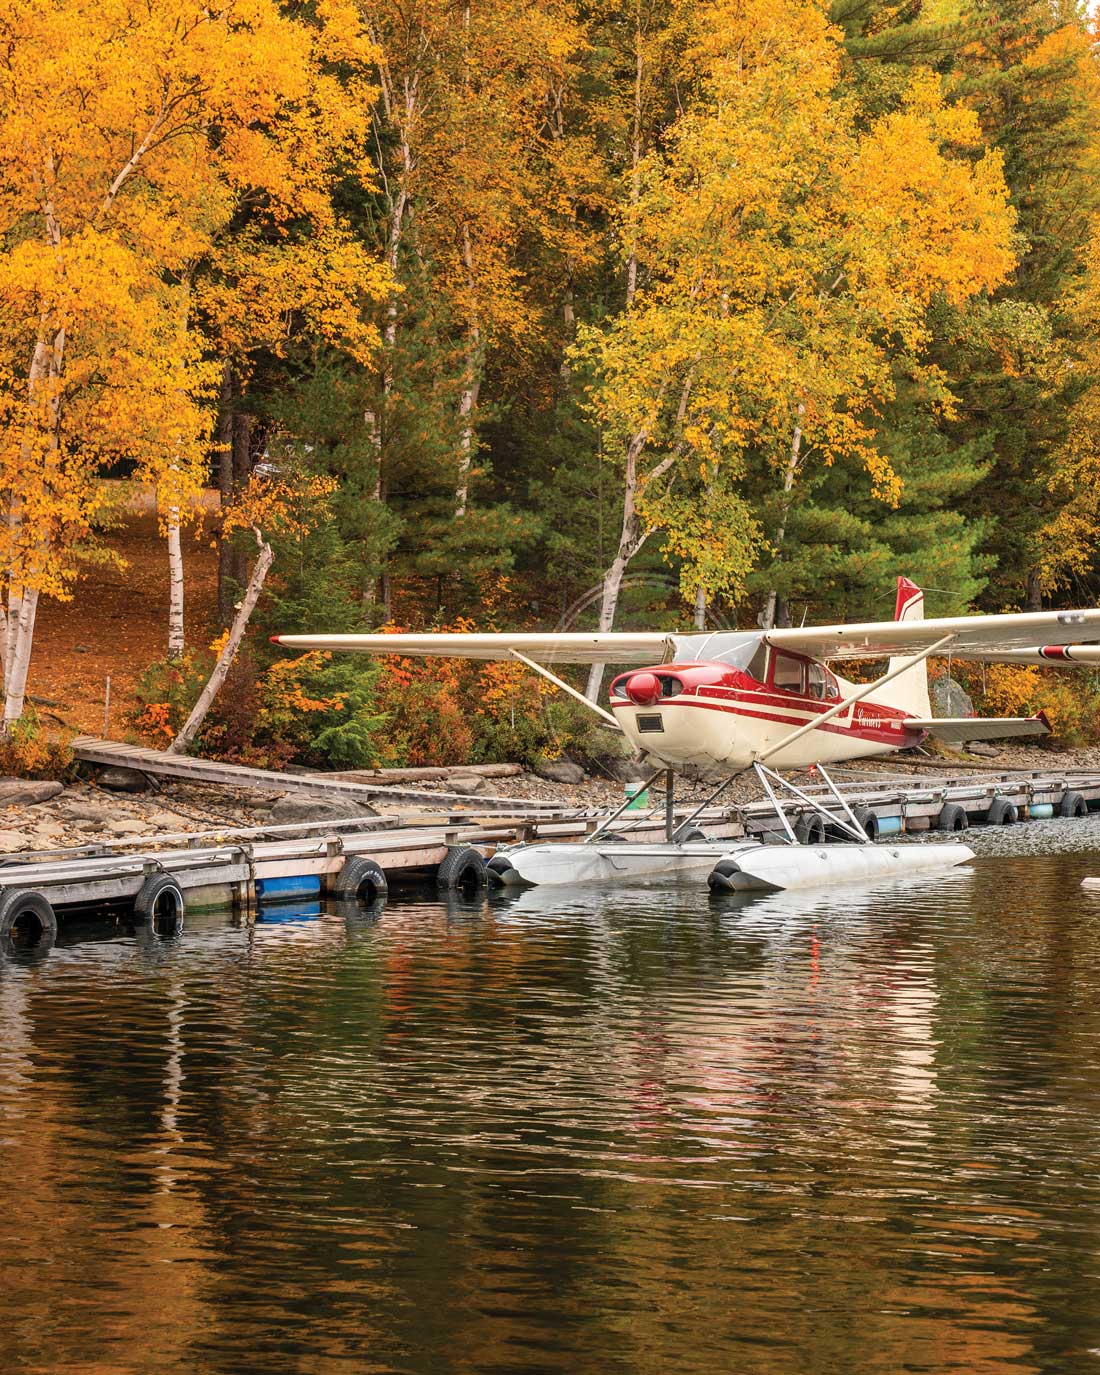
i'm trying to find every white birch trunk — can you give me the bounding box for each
[3,588,39,727]
[454,341,481,518]
[762,407,805,631]
[625,8,644,310]
[584,434,649,701]
[168,529,274,755]
[167,507,184,660]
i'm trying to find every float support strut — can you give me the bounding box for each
[583,765,666,845]
[665,769,675,842]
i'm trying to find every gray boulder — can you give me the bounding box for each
[931,675,975,719]
[0,830,32,852]
[97,766,150,794]
[446,773,493,796]
[0,778,63,806]
[534,759,586,785]
[269,794,378,825]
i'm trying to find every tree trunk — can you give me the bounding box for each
[455,328,481,518]
[216,360,236,622]
[169,529,273,755]
[1026,566,1043,612]
[584,434,649,701]
[2,588,39,728]
[166,507,184,660]
[455,216,482,517]
[3,317,66,729]
[762,407,805,630]
[625,5,643,310]
[694,586,707,630]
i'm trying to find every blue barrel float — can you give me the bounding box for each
[254,875,322,903]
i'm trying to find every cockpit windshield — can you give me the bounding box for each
[670,632,764,671]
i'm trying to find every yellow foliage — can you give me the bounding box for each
[0,0,389,645]
[575,0,1017,601]
[974,664,1042,718]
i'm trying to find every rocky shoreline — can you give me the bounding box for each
[2,741,1099,854]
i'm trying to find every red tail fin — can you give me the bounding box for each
[895,577,924,622]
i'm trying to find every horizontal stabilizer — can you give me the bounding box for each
[904,714,1051,743]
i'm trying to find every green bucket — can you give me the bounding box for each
[624,780,649,811]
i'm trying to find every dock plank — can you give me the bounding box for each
[72,736,562,812]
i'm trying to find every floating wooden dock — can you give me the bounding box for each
[4,754,1100,945]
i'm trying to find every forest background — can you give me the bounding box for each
[4,0,1100,771]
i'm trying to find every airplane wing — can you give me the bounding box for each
[903,714,1052,743]
[765,608,1100,660]
[269,632,675,665]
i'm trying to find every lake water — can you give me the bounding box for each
[5,820,1100,1373]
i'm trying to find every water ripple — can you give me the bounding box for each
[2,848,1100,1372]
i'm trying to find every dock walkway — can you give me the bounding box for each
[72,736,562,813]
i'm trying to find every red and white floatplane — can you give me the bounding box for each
[273,579,1100,891]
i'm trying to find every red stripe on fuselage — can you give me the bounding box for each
[610,689,915,745]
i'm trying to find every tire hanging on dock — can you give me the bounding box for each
[1060,791,1087,818]
[985,796,1017,826]
[936,803,969,832]
[332,856,388,904]
[134,874,186,935]
[0,888,57,956]
[794,814,827,845]
[436,846,488,892]
[486,853,518,885]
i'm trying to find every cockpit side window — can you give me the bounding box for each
[807,662,835,701]
[771,651,804,693]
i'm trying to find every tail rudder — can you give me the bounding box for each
[895,576,924,622]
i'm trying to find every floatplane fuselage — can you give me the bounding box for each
[609,647,923,774]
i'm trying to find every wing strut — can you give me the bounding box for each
[508,650,623,729]
[756,634,957,765]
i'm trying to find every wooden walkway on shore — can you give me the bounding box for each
[72,735,563,813]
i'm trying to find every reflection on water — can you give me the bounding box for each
[5,838,1100,1373]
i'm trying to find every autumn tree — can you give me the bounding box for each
[0,0,387,728]
[360,0,593,552]
[948,1,1100,609]
[573,0,1016,694]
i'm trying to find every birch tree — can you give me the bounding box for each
[0,0,388,729]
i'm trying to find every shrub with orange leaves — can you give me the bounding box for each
[129,648,385,768]
[0,709,75,780]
